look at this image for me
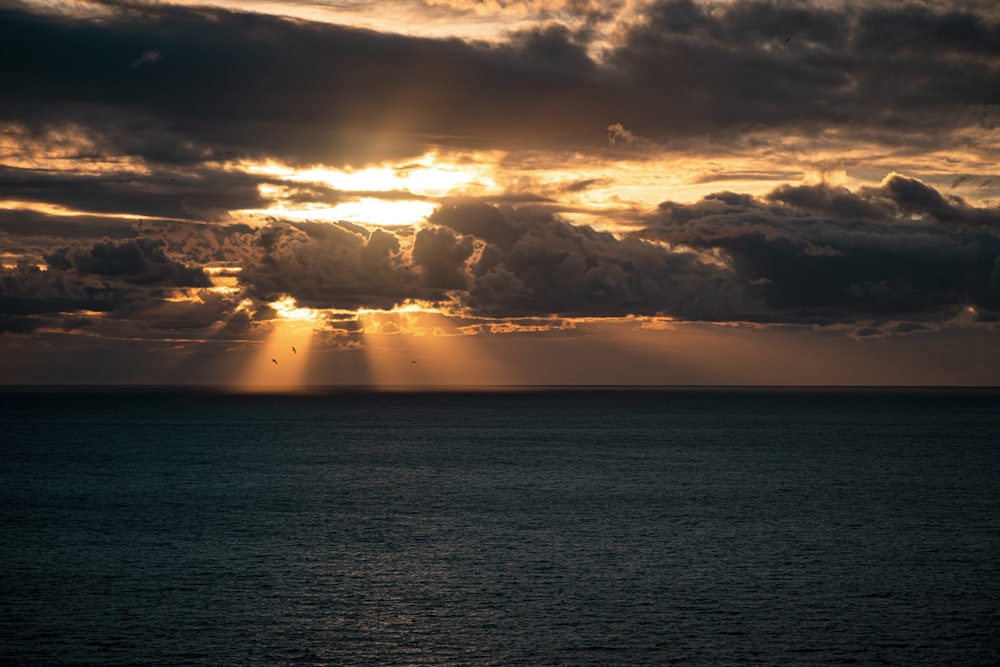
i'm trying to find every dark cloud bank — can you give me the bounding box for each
[5,176,999,334]
[2,0,998,165]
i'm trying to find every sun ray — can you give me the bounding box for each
[235,297,317,392]
[357,306,521,388]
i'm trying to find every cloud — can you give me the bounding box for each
[3,0,997,169]
[231,220,421,309]
[5,175,999,338]
[0,259,129,322]
[0,237,253,337]
[3,1,1000,341]
[428,202,759,318]
[45,238,211,287]
[0,165,271,220]
[607,122,637,146]
[879,173,1000,227]
[640,179,1000,322]
[0,313,41,334]
[0,208,141,267]
[411,225,475,289]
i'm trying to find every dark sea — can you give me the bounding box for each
[2,387,999,666]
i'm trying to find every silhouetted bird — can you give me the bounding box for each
[271,358,278,365]
[785,37,790,42]
[292,346,297,354]
[411,360,417,364]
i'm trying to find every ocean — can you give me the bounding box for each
[2,388,999,665]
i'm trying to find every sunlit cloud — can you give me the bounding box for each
[97,0,658,45]
[243,198,438,227]
[0,122,154,175]
[269,295,321,322]
[0,200,162,220]
[236,151,503,225]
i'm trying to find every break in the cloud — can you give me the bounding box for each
[2,0,999,385]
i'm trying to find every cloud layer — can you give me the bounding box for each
[3,0,999,167]
[7,175,996,337]
[2,0,1000,353]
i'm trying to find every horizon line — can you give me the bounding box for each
[2,384,999,396]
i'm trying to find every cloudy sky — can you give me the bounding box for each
[2,0,1000,387]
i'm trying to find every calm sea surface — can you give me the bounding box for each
[2,388,999,665]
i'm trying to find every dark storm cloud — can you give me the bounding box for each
[0,2,610,165]
[880,174,1000,227]
[165,176,1000,325]
[3,0,1000,337]
[160,207,754,320]
[0,314,40,334]
[0,165,271,220]
[0,259,130,319]
[126,291,243,332]
[428,202,758,318]
[411,226,475,289]
[2,0,998,167]
[0,241,239,335]
[0,209,141,269]
[5,177,999,334]
[640,179,1000,321]
[608,0,1000,141]
[0,209,138,242]
[45,238,211,287]
[770,174,1000,228]
[231,220,423,309]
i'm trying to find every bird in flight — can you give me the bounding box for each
[271,358,278,365]
[292,346,297,354]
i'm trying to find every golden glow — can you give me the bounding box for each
[238,296,319,390]
[252,153,497,196]
[162,289,203,304]
[244,151,499,195]
[270,296,320,322]
[0,121,153,175]
[236,319,315,390]
[204,265,242,275]
[143,0,644,44]
[240,198,436,226]
[238,151,502,226]
[0,200,158,220]
[205,266,242,291]
[356,306,520,387]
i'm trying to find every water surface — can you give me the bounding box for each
[3,388,999,664]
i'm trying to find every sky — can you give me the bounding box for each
[2,0,1000,388]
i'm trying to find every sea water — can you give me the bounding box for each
[2,388,999,665]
